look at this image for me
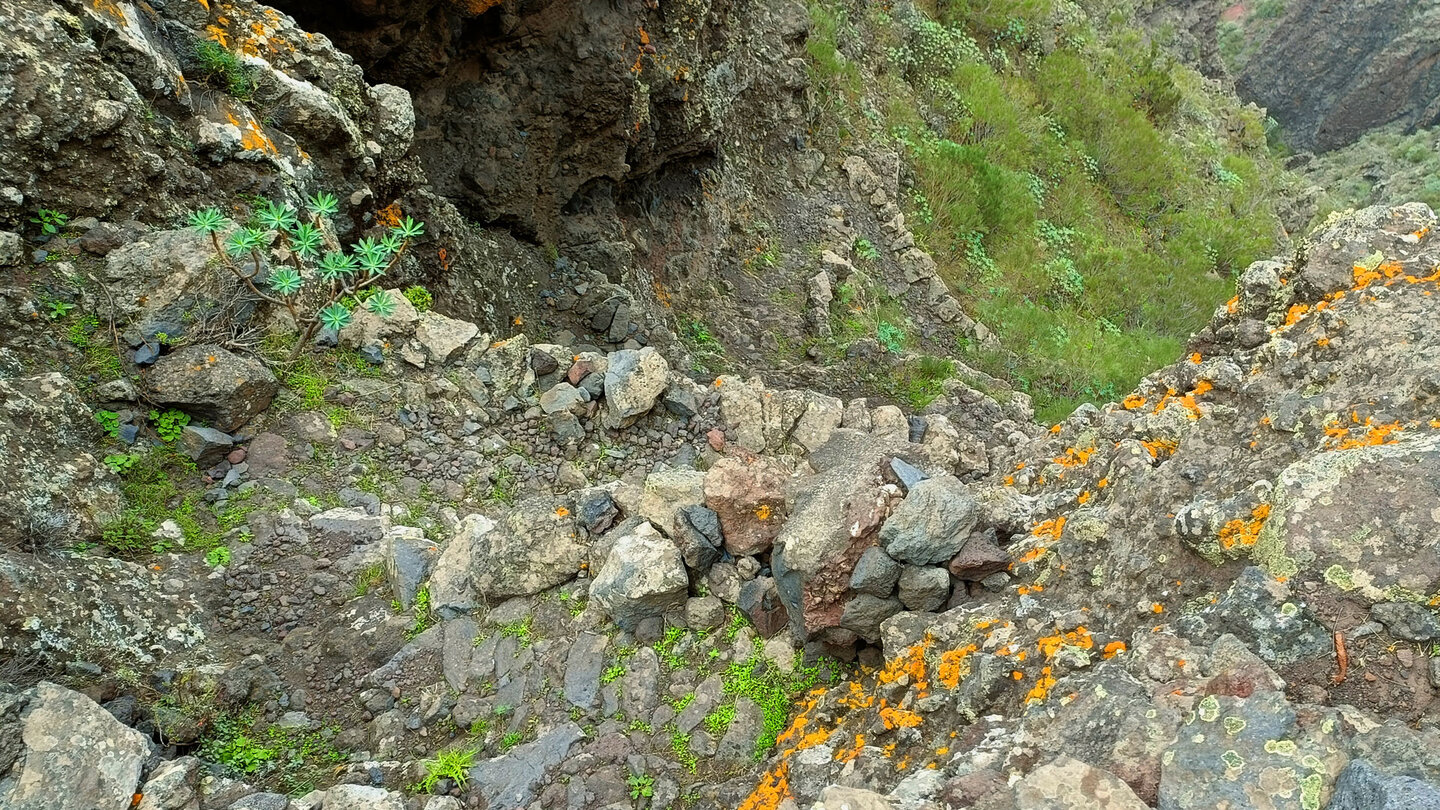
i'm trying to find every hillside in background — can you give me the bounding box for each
[805,0,1288,420]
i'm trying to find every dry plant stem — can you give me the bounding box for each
[1332,630,1348,685]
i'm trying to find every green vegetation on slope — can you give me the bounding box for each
[806,0,1286,421]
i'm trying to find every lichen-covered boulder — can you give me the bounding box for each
[0,682,150,810]
[0,373,122,547]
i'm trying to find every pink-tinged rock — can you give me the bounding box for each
[226,448,247,465]
[703,456,788,556]
[707,428,726,452]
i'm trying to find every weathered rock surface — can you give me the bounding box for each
[0,374,122,547]
[589,520,688,630]
[0,682,150,810]
[466,500,584,599]
[146,345,278,432]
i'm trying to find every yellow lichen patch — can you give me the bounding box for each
[936,644,978,689]
[1217,504,1271,551]
[206,24,229,46]
[1122,394,1147,410]
[1050,424,1063,434]
[755,504,772,521]
[1077,490,1091,505]
[1096,477,1109,489]
[1189,352,1202,365]
[1102,641,1127,659]
[879,705,923,730]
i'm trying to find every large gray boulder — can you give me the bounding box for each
[602,347,669,426]
[466,499,586,599]
[0,373,122,547]
[879,476,979,565]
[0,682,150,810]
[589,521,689,630]
[145,345,278,431]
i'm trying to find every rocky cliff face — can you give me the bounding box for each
[1147,0,1440,153]
[1235,0,1440,153]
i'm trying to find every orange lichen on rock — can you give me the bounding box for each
[936,644,978,689]
[1324,416,1404,451]
[835,735,866,763]
[878,639,931,694]
[1016,547,1048,565]
[375,202,402,227]
[738,763,790,810]
[1141,438,1178,459]
[837,681,874,710]
[1024,666,1057,704]
[1189,352,1202,364]
[1032,517,1066,541]
[1037,627,1093,658]
[879,705,923,730]
[1217,503,1271,551]
[1122,394,1147,410]
[1102,641,1127,659]
[1052,446,1094,468]
[454,0,502,15]
[1225,295,1239,314]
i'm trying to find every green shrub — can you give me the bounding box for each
[416,746,476,793]
[799,0,1284,420]
[193,40,255,99]
[187,197,424,364]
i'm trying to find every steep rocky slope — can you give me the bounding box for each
[7,189,1440,809]
[4,0,1440,809]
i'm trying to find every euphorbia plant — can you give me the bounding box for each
[188,193,423,362]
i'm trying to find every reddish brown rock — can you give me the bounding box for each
[703,456,789,556]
